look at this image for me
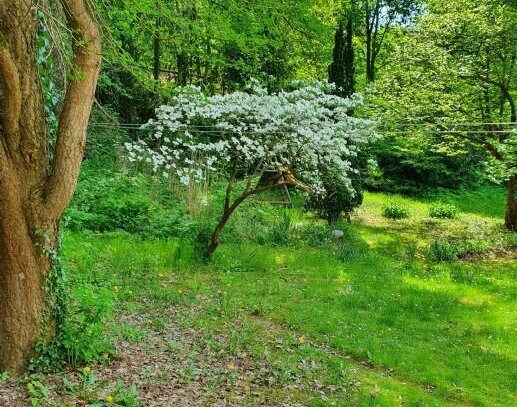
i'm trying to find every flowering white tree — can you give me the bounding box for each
[126,81,375,258]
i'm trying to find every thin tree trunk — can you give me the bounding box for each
[205,173,276,259]
[366,17,373,82]
[505,175,517,231]
[153,17,161,84]
[206,208,234,258]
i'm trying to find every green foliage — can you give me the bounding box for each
[368,0,516,192]
[37,10,62,155]
[428,240,457,262]
[295,223,330,248]
[329,14,355,98]
[95,381,142,407]
[26,376,51,407]
[66,169,194,238]
[268,211,292,246]
[429,202,458,219]
[30,233,69,373]
[61,286,115,365]
[85,108,127,161]
[305,171,364,224]
[193,219,215,263]
[52,182,516,406]
[365,138,484,194]
[95,0,330,122]
[382,201,410,220]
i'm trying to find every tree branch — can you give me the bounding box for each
[45,0,101,220]
[0,45,21,151]
[461,73,516,124]
[225,158,239,211]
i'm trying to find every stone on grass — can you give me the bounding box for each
[330,230,345,239]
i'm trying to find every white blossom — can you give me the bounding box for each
[125,81,377,194]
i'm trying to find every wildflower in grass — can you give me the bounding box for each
[298,336,306,344]
[158,272,164,279]
[147,319,153,325]
[177,289,183,294]
[227,364,236,372]
[82,366,91,375]
[105,395,114,404]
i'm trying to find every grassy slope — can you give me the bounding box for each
[55,187,516,406]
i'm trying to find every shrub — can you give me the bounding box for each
[305,169,364,224]
[428,240,457,262]
[382,202,409,220]
[429,202,458,219]
[91,194,153,233]
[66,171,197,237]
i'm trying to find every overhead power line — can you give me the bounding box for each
[88,121,517,135]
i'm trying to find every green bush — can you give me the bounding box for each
[382,202,410,220]
[92,194,153,233]
[365,137,483,194]
[305,170,363,224]
[428,240,457,262]
[66,171,196,237]
[429,202,458,219]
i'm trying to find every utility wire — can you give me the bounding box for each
[88,122,517,135]
[89,121,517,128]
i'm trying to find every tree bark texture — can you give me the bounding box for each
[0,0,101,375]
[505,175,517,231]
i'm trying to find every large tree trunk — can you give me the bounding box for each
[0,192,52,375]
[505,175,517,231]
[0,0,101,375]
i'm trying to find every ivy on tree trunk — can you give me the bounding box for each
[0,0,101,375]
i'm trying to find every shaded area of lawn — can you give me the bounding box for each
[1,189,514,406]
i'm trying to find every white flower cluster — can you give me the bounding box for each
[125,81,376,194]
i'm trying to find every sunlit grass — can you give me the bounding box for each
[61,188,516,406]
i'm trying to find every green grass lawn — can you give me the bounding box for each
[38,187,515,407]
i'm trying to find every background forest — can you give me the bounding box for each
[89,0,516,196]
[0,0,516,406]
